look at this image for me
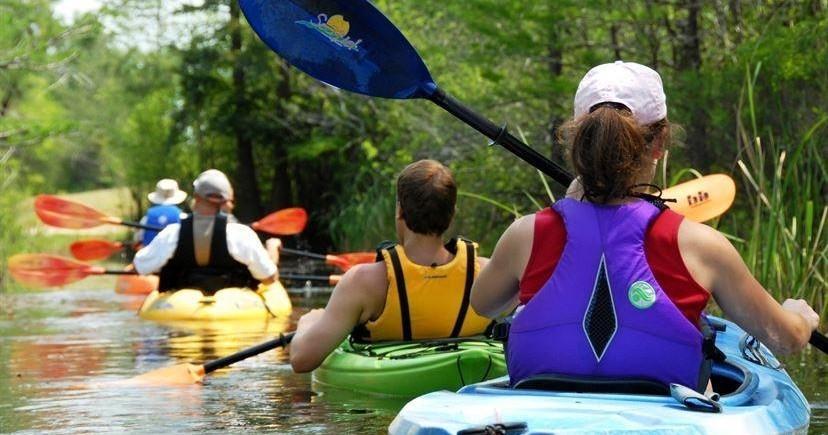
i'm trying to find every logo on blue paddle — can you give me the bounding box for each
[628,281,656,309]
[296,14,362,51]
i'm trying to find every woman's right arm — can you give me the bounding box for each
[679,220,819,355]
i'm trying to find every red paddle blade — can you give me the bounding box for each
[70,240,124,262]
[7,254,94,287]
[251,207,308,235]
[325,255,353,272]
[337,252,376,266]
[34,195,109,229]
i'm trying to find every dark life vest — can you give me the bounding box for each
[158,213,258,293]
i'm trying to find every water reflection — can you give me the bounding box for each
[0,287,824,434]
[0,288,398,433]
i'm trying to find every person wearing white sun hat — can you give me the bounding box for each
[133,169,279,293]
[136,179,188,247]
[471,60,818,394]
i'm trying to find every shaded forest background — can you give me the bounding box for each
[1,0,826,307]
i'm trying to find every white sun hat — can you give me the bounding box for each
[147,179,188,205]
[574,60,667,126]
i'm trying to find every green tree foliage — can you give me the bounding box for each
[1,0,826,265]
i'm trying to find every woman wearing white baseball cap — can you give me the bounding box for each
[471,61,818,393]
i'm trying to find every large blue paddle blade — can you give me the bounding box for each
[240,0,436,99]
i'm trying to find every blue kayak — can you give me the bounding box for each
[390,317,810,434]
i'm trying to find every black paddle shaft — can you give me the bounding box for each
[428,88,574,187]
[810,331,828,354]
[119,221,164,231]
[204,332,296,374]
[280,247,327,261]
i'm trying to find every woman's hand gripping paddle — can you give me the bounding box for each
[128,333,295,385]
[663,174,826,353]
[239,0,573,187]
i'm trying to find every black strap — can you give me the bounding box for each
[449,240,475,338]
[386,247,412,341]
[179,215,196,264]
[696,315,726,393]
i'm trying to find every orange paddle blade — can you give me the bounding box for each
[70,240,124,262]
[126,363,206,386]
[325,255,353,272]
[251,207,308,235]
[662,174,736,223]
[34,195,111,229]
[336,252,376,266]
[7,254,97,287]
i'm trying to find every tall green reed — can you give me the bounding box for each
[732,63,828,316]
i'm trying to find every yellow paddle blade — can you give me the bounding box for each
[662,174,736,223]
[127,363,206,385]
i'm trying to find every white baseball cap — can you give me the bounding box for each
[574,61,667,126]
[193,169,234,202]
[147,179,187,205]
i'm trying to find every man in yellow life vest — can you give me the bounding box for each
[290,159,492,372]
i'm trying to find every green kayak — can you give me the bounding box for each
[313,337,506,397]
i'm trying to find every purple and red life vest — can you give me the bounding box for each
[507,198,708,391]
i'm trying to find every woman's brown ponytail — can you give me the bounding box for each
[561,103,669,203]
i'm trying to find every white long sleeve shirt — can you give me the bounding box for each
[133,222,277,280]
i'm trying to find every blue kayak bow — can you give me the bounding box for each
[238,0,573,187]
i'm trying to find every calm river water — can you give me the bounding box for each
[0,284,826,434]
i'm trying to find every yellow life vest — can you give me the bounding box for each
[356,238,491,342]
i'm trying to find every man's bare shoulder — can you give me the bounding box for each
[336,261,388,298]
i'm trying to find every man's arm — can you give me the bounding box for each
[133,223,180,275]
[471,215,534,318]
[290,262,387,372]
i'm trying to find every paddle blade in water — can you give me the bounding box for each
[34,195,109,229]
[251,207,308,235]
[7,254,92,287]
[240,0,434,99]
[662,174,736,222]
[127,363,206,386]
[70,240,124,262]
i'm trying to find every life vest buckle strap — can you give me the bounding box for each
[670,383,722,413]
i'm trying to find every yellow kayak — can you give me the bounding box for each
[138,281,292,321]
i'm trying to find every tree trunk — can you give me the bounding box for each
[547,23,565,163]
[229,1,263,220]
[676,0,710,168]
[268,61,294,210]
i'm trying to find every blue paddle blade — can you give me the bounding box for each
[240,0,436,99]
